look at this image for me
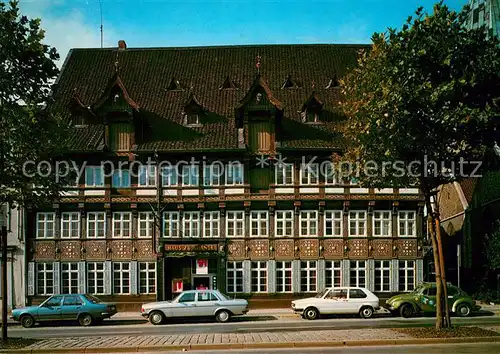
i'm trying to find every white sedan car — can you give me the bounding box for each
[141,290,249,325]
[291,287,380,320]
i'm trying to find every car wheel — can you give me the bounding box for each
[304,307,319,320]
[215,310,231,323]
[20,314,35,328]
[456,303,471,317]
[149,311,165,325]
[78,313,93,327]
[400,303,414,318]
[359,306,374,319]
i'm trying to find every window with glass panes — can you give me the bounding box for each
[112,212,132,238]
[87,212,106,238]
[300,163,319,185]
[300,211,318,237]
[36,213,55,239]
[324,162,336,184]
[61,212,80,239]
[226,261,243,293]
[61,263,79,294]
[183,212,200,237]
[250,211,268,237]
[181,165,199,186]
[399,211,416,237]
[375,260,391,292]
[139,262,156,294]
[349,211,367,236]
[300,261,317,292]
[203,211,219,238]
[138,165,156,187]
[36,263,54,295]
[324,211,342,237]
[113,262,130,294]
[163,212,179,237]
[373,211,391,237]
[325,261,342,288]
[85,166,104,187]
[204,164,222,186]
[226,211,244,237]
[275,163,293,185]
[112,169,130,188]
[275,211,293,237]
[138,212,154,238]
[226,163,244,185]
[349,260,366,287]
[251,261,267,292]
[87,262,105,294]
[399,260,415,291]
[276,261,293,292]
[161,165,178,186]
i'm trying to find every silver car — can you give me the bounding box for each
[141,290,249,325]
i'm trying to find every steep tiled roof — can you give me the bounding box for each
[52,44,369,152]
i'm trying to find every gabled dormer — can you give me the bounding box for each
[325,75,340,89]
[183,93,205,127]
[300,91,324,124]
[219,76,239,90]
[281,75,301,89]
[69,89,98,126]
[166,77,184,91]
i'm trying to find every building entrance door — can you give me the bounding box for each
[192,275,212,290]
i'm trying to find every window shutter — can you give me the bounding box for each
[104,261,112,295]
[27,262,35,296]
[53,262,61,295]
[130,261,138,295]
[78,261,86,294]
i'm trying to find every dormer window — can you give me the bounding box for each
[186,114,200,126]
[167,77,183,91]
[326,76,340,89]
[306,111,320,123]
[281,75,300,89]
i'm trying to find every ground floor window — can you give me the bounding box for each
[251,261,267,292]
[300,261,317,292]
[399,260,415,292]
[36,263,54,295]
[349,260,366,288]
[325,260,342,288]
[375,260,391,292]
[276,261,293,292]
[139,262,156,294]
[87,262,105,294]
[227,261,244,293]
[61,262,79,294]
[113,262,131,294]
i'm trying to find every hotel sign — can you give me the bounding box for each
[164,244,219,252]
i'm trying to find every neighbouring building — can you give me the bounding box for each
[466,0,500,37]
[27,42,425,309]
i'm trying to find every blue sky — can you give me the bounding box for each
[19,0,466,64]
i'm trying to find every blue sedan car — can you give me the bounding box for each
[10,294,117,328]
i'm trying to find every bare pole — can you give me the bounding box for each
[1,226,7,342]
[99,0,103,48]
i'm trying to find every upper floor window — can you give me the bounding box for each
[275,163,294,185]
[36,212,55,239]
[85,166,104,187]
[182,165,199,186]
[204,164,222,186]
[349,211,367,237]
[324,210,342,237]
[324,162,336,184]
[138,212,154,238]
[305,110,320,123]
[186,114,199,125]
[112,212,132,238]
[139,165,157,187]
[161,165,178,187]
[61,212,80,239]
[300,163,319,185]
[399,211,416,237]
[112,169,130,188]
[250,211,268,237]
[204,211,220,238]
[275,211,293,237]
[226,163,244,185]
[226,211,245,237]
[183,212,200,238]
[300,210,318,237]
[163,212,179,238]
[373,211,391,237]
[87,212,106,238]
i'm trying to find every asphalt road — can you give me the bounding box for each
[8,314,500,339]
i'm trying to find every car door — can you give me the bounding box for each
[195,291,218,316]
[348,289,368,313]
[420,286,437,312]
[446,286,461,309]
[61,295,84,320]
[172,292,197,317]
[323,289,350,314]
[37,295,63,321]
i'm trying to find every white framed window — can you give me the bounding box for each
[87,212,106,239]
[87,262,105,294]
[36,212,55,239]
[138,165,156,187]
[161,165,178,186]
[112,169,130,188]
[399,260,415,292]
[138,212,154,238]
[226,211,245,237]
[300,163,319,185]
[324,210,342,237]
[36,263,54,295]
[112,212,132,238]
[375,260,391,292]
[300,261,317,292]
[324,161,336,184]
[183,212,200,238]
[226,261,243,293]
[226,163,244,185]
[251,261,267,293]
[85,166,104,187]
[61,212,80,239]
[186,113,200,125]
[181,165,199,186]
[203,211,220,238]
[276,261,293,292]
[325,260,342,288]
[61,262,79,294]
[275,211,293,237]
[139,262,156,294]
[373,211,392,237]
[113,262,131,294]
[349,211,367,236]
[399,211,416,237]
[163,212,179,238]
[349,260,366,288]
[250,211,268,237]
[204,164,222,186]
[275,163,294,185]
[300,210,318,237]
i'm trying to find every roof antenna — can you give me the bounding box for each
[99,0,103,48]
[256,55,261,74]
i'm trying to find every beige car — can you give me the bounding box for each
[141,290,249,325]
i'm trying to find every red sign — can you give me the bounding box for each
[196,259,208,275]
[172,279,183,293]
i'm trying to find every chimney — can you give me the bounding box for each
[118,40,127,50]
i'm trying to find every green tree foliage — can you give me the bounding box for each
[340,2,500,328]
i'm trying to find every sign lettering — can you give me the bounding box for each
[164,244,218,252]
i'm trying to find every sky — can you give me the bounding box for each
[18,0,466,66]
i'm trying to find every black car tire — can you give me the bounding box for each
[456,303,472,317]
[215,309,231,323]
[78,313,93,327]
[149,311,165,325]
[20,314,35,328]
[304,307,319,320]
[400,303,414,318]
[359,306,374,319]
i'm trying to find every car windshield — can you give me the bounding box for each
[83,294,101,304]
[410,285,425,295]
[216,292,228,300]
[315,289,330,298]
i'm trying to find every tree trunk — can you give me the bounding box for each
[435,217,452,327]
[428,213,444,329]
